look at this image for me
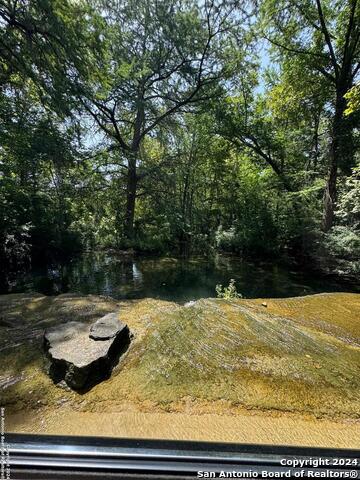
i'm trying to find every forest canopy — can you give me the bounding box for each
[0,0,359,286]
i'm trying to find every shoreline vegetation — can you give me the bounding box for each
[1,291,359,446]
[1,0,360,294]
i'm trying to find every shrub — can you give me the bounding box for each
[216,279,243,299]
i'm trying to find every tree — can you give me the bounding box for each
[260,0,360,231]
[80,0,246,239]
[0,0,95,277]
[0,0,94,112]
[217,93,296,192]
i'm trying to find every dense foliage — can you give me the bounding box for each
[1,0,359,286]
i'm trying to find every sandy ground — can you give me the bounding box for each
[7,408,360,449]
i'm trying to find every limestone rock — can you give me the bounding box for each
[44,313,130,390]
[89,313,125,340]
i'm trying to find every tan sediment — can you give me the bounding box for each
[6,408,360,449]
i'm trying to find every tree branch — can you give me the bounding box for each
[315,0,339,79]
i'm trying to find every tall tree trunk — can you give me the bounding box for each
[124,153,137,240]
[322,152,338,232]
[322,83,351,232]
[179,167,191,257]
[312,109,321,170]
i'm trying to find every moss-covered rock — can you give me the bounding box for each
[0,292,359,419]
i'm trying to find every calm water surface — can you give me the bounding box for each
[5,252,359,302]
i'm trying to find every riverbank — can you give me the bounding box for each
[1,291,360,446]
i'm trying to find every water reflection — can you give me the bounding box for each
[4,252,359,303]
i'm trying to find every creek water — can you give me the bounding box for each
[4,251,359,302]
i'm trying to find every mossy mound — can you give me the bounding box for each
[0,292,359,419]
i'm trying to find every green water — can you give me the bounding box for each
[5,252,359,302]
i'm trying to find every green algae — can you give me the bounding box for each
[116,296,360,417]
[0,292,359,419]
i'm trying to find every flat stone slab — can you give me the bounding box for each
[89,313,123,340]
[44,313,130,390]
